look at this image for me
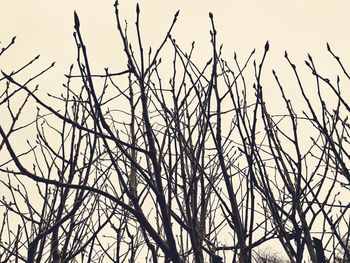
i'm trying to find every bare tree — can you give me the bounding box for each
[1,1,350,262]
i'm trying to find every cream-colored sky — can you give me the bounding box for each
[1,0,350,75]
[1,0,349,146]
[1,0,349,126]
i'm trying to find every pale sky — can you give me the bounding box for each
[0,0,349,125]
[1,0,350,78]
[1,0,350,138]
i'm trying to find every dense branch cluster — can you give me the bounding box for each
[0,2,350,262]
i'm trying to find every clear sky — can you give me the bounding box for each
[1,0,349,123]
[1,0,350,76]
[1,0,350,138]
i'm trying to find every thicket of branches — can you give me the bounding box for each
[1,2,350,262]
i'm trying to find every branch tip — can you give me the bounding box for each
[264,41,269,52]
[74,11,80,30]
[307,53,313,62]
